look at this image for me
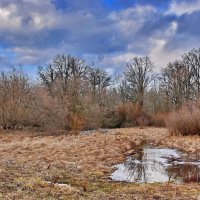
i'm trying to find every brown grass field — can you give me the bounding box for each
[0,128,199,199]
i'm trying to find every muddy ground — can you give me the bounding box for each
[0,127,199,199]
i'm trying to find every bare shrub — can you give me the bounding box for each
[117,103,128,125]
[127,102,142,123]
[0,68,33,129]
[166,101,200,135]
[149,113,166,127]
[67,114,86,134]
[25,87,70,132]
[117,102,151,127]
[84,105,105,130]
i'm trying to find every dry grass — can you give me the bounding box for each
[166,102,200,136]
[0,128,199,199]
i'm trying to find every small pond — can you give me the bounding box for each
[111,145,200,183]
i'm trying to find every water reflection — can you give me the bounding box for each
[111,146,200,183]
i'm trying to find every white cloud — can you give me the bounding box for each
[30,12,59,30]
[168,0,200,16]
[102,52,139,65]
[148,21,182,70]
[0,4,21,31]
[0,0,63,33]
[109,5,156,36]
[1,0,200,76]
[83,52,141,75]
[149,39,183,70]
[105,68,114,76]
[99,52,141,75]
[12,47,59,65]
[165,21,178,37]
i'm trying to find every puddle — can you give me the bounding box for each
[111,145,200,183]
[44,181,73,188]
[80,129,111,135]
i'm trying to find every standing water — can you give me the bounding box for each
[111,145,200,183]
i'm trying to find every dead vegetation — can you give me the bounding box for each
[0,54,200,199]
[166,100,200,136]
[0,128,199,199]
[2,52,200,136]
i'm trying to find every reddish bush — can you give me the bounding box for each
[149,113,166,127]
[165,101,200,136]
[117,102,152,127]
[117,104,128,122]
[127,102,142,123]
[67,114,86,134]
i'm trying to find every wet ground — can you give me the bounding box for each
[80,129,111,135]
[0,128,199,199]
[111,145,200,183]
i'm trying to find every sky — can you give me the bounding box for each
[1,0,200,77]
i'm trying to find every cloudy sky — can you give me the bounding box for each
[1,0,200,76]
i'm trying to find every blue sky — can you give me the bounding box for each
[1,0,200,77]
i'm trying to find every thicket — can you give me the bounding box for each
[1,48,200,135]
[166,101,200,136]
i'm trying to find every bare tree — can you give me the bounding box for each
[182,48,200,98]
[38,64,56,94]
[159,58,198,108]
[38,54,88,95]
[124,56,154,107]
[38,54,113,131]
[88,67,111,105]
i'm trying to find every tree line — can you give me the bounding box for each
[1,48,200,132]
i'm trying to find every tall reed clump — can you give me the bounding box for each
[67,114,86,134]
[149,113,166,127]
[117,102,152,127]
[165,101,200,135]
[117,103,128,126]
